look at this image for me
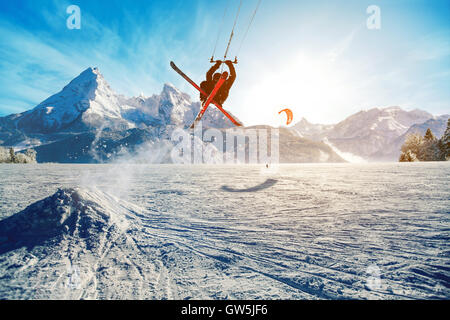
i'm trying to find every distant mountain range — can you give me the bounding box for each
[1,67,447,163]
[0,67,344,163]
[292,107,449,161]
[0,67,235,143]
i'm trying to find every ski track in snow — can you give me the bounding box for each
[0,163,449,299]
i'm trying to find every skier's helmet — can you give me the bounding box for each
[213,73,221,82]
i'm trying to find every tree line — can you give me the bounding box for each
[0,147,37,163]
[399,118,450,162]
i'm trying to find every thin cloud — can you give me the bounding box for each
[327,28,358,62]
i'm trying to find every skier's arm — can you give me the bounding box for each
[206,61,222,82]
[225,60,236,86]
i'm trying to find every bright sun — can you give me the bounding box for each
[237,52,355,127]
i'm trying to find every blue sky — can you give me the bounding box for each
[0,0,449,126]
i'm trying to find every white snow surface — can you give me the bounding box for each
[0,163,449,299]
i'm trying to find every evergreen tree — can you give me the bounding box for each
[0,147,9,163]
[9,148,15,163]
[424,128,436,141]
[422,128,439,161]
[400,133,423,161]
[440,118,450,160]
[0,147,37,163]
[399,150,418,162]
[25,149,37,163]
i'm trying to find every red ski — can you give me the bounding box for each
[170,61,242,127]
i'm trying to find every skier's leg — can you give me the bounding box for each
[216,90,229,106]
[200,81,209,103]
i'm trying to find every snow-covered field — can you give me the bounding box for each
[0,163,449,299]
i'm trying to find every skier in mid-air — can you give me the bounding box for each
[200,60,236,106]
[170,0,261,127]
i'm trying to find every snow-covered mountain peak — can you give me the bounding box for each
[383,106,402,111]
[291,117,334,139]
[62,67,105,94]
[158,83,194,125]
[297,117,311,125]
[330,107,433,140]
[162,82,179,92]
[74,66,101,80]
[289,106,438,160]
[13,67,130,133]
[161,83,191,104]
[4,67,241,138]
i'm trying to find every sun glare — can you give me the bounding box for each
[240,53,354,126]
